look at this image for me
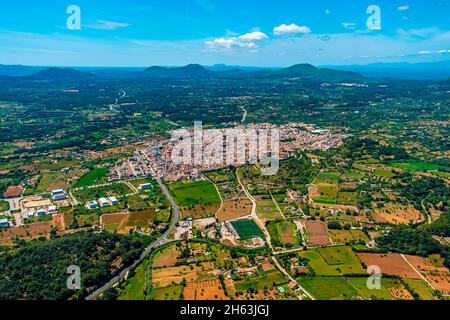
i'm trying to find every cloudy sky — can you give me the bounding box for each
[0,0,449,67]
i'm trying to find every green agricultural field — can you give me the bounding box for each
[38,160,79,172]
[431,171,450,179]
[35,173,58,193]
[170,180,220,206]
[267,221,300,247]
[389,160,447,172]
[127,194,151,211]
[337,191,358,205]
[329,230,369,244]
[316,172,340,181]
[148,285,183,300]
[403,279,437,300]
[235,269,288,292]
[374,169,395,178]
[129,178,152,189]
[0,200,10,212]
[73,168,108,188]
[298,277,356,300]
[256,199,283,220]
[346,277,396,300]
[230,219,264,240]
[118,262,147,300]
[73,183,132,203]
[299,246,365,276]
[312,171,339,204]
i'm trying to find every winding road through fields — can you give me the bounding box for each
[85,174,180,300]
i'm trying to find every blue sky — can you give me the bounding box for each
[0,0,449,67]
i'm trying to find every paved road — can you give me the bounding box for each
[240,106,247,123]
[85,175,180,300]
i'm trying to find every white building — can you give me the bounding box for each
[108,197,119,206]
[48,205,58,214]
[87,201,99,209]
[52,189,67,201]
[98,198,109,208]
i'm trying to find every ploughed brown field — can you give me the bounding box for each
[404,255,450,295]
[3,185,24,198]
[153,245,180,268]
[216,199,252,222]
[183,280,228,300]
[372,203,424,225]
[180,203,221,219]
[0,221,52,244]
[357,253,421,279]
[305,221,331,246]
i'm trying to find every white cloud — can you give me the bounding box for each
[397,5,410,11]
[341,23,356,30]
[397,27,440,38]
[238,31,268,41]
[273,23,311,35]
[205,31,268,50]
[417,49,450,55]
[85,20,130,30]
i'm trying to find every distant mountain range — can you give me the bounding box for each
[28,67,98,81]
[1,60,450,82]
[125,63,363,82]
[0,63,364,83]
[323,60,450,80]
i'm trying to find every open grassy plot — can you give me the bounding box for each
[230,219,264,240]
[298,277,356,300]
[235,269,288,292]
[329,229,369,244]
[126,210,154,228]
[267,220,300,247]
[346,277,396,300]
[403,279,437,300]
[35,173,58,193]
[318,246,363,267]
[0,200,10,212]
[316,172,340,181]
[118,262,147,300]
[374,168,395,178]
[170,180,220,206]
[337,191,358,206]
[38,160,79,172]
[311,172,340,204]
[389,160,448,172]
[148,285,183,300]
[299,246,365,276]
[256,199,283,220]
[313,184,338,204]
[72,183,132,203]
[73,168,108,188]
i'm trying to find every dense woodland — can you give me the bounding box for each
[377,210,450,267]
[0,232,148,300]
